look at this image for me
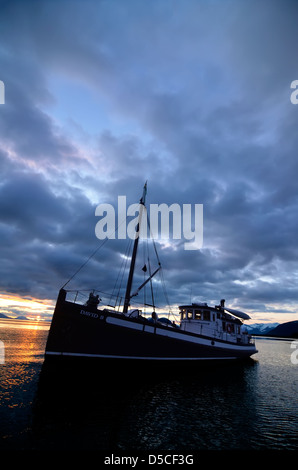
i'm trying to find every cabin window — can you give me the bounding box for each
[194,309,202,319]
[203,310,210,321]
[181,309,187,320]
[187,309,193,320]
[225,323,235,333]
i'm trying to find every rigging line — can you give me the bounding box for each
[146,211,172,313]
[115,238,132,307]
[110,237,131,302]
[146,211,161,265]
[61,238,109,289]
[159,267,173,316]
[148,255,156,312]
[143,238,147,312]
[62,213,128,290]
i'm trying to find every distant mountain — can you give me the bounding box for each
[0,314,51,322]
[267,321,298,339]
[0,314,31,320]
[246,323,279,335]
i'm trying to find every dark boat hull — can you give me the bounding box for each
[45,291,257,363]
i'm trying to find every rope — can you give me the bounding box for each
[61,238,109,289]
[62,213,128,289]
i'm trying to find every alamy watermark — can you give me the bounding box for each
[290,80,298,104]
[290,340,298,365]
[0,80,5,104]
[95,196,203,250]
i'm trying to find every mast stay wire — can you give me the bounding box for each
[146,211,173,317]
[62,188,174,319]
[111,237,132,308]
[62,213,129,290]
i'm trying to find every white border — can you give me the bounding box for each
[45,351,237,360]
[106,315,255,353]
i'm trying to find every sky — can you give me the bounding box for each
[0,0,298,323]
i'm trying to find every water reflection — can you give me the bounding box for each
[33,359,140,450]
[1,325,296,450]
[0,326,48,445]
[0,318,50,331]
[3,326,46,364]
[33,358,260,451]
[116,360,259,451]
[252,339,298,450]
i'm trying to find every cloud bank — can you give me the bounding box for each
[0,0,298,321]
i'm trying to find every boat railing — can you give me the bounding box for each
[64,289,124,311]
[214,329,255,346]
[63,289,179,327]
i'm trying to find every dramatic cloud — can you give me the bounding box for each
[0,0,298,322]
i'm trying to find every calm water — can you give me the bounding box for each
[0,319,297,451]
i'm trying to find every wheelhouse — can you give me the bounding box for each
[180,304,214,322]
[178,301,253,345]
[179,301,242,326]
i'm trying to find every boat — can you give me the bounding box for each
[45,183,257,363]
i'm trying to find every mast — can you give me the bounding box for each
[123,182,147,313]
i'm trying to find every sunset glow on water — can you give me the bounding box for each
[0,320,297,451]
